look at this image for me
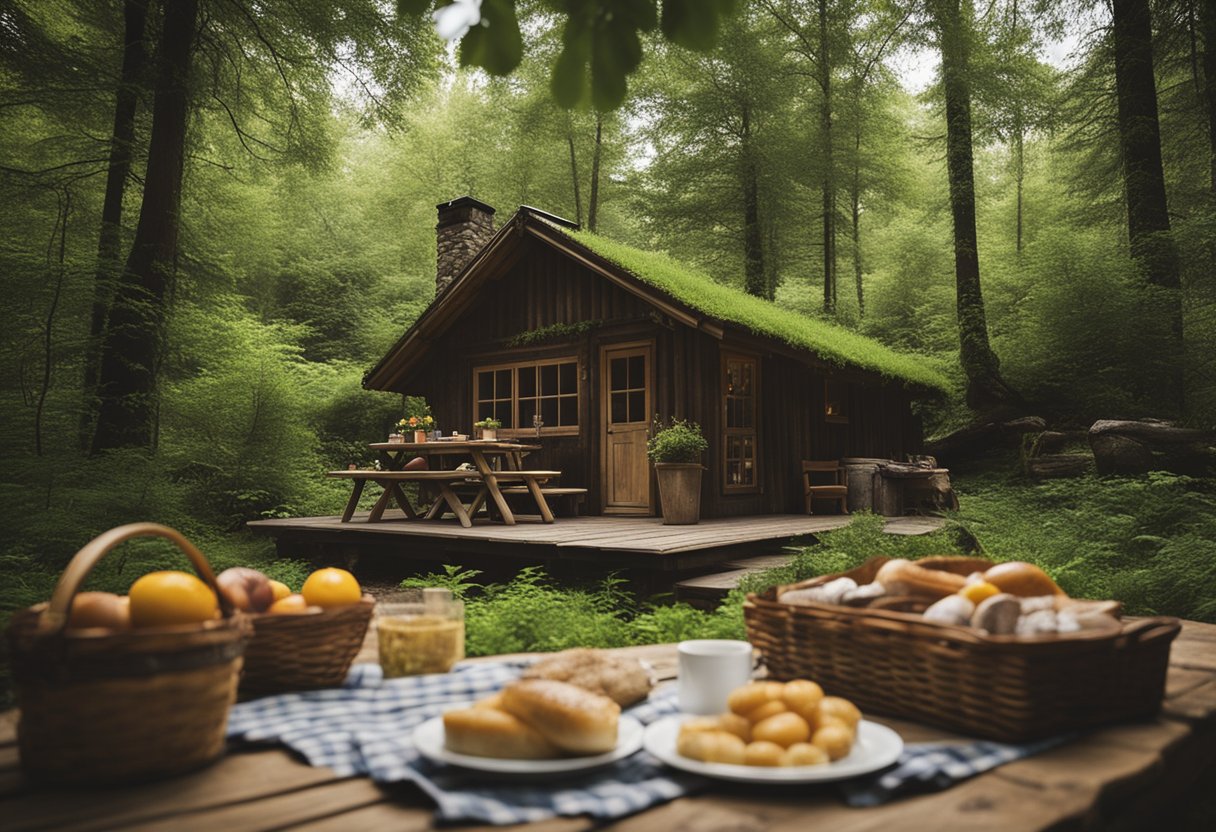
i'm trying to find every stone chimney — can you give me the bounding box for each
[435,196,496,294]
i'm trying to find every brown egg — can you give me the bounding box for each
[66,592,131,631]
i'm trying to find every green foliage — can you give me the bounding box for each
[464,567,636,655]
[400,564,484,599]
[506,320,600,347]
[646,418,708,463]
[565,225,952,391]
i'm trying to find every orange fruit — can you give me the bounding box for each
[128,571,219,628]
[268,579,292,602]
[267,594,310,615]
[301,568,361,608]
[960,581,1001,605]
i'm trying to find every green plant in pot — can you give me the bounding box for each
[474,417,502,441]
[648,418,709,525]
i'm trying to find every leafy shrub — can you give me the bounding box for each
[647,419,709,463]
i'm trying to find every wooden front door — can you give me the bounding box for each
[601,342,653,514]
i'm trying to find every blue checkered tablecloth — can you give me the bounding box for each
[226,662,1072,825]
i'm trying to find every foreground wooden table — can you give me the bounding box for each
[4,621,1216,831]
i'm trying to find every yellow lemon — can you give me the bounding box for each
[960,581,1001,605]
[128,571,219,628]
[301,568,361,608]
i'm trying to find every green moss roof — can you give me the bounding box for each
[556,225,951,392]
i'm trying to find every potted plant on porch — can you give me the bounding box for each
[474,417,501,441]
[398,411,434,443]
[648,418,709,525]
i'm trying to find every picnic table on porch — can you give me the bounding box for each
[329,440,553,527]
[5,619,1215,831]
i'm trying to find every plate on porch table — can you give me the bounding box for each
[643,716,903,784]
[412,711,645,776]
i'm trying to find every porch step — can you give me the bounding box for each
[674,569,759,608]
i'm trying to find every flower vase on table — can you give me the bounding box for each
[414,430,428,443]
[474,417,501,442]
[397,414,434,444]
[387,433,404,444]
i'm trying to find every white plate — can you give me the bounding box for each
[643,716,903,783]
[412,712,645,775]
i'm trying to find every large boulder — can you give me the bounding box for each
[926,416,1047,465]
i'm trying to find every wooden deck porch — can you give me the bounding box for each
[247,513,946,575]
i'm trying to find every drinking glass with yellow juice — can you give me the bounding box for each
[377,588,465,677]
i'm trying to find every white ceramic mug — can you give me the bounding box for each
[677,639,755,714]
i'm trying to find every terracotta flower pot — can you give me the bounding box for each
[414,430,428,443]
[655,463,704,525]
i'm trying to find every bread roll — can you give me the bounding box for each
[521,648,653,706]
[781,679,825,717]
[499,679,619,754]
[983,562,1064,598]
[717,712,752,742]
[443,706,562,759]
[875,559,967,599]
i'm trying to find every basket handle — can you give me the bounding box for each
[1115,616,1181,648]
[40,522,233,636]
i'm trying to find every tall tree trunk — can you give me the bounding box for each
[851,116,863,316]
[566,128,583,227]
[588,113,602,232]
[741,103,766,297]
[819,0,836,314]
[932,0,1014,409]
[92,0,199,453]
[37,190,70,457]
[1112,0,1181,289]
[80,0,149,452]
[1112,0,1183,411]
[1202,0,1216,195]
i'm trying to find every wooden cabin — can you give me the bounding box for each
[364,197,948,520]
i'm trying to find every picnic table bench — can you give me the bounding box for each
[4,619,1215,831]
[328,469,563,527]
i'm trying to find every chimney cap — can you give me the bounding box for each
[436,195,496,215]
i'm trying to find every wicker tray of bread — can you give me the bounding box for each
[744,555,1180,742]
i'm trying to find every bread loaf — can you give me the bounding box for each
[983,562,1065,597]
[521,648,652,706]
[500,679,620,754]
[875,559,967,599]
[443,705,563,759]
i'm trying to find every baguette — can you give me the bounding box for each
[875,559,967,599]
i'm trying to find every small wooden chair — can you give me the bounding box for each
[802,460,849,516]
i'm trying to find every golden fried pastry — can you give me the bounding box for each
[780,742,830,767]
[521,648,653,707]
[743,740,785,766]
[717,712,752,742]
[678,729,746,764]
[751,711,811,748]
[680,716,725,735]
[781,679,825,719]
[811,724,854,761]
[818,696,862,731]
[499,679,620,755]
[727,681,784,716]
[745,699,788,724]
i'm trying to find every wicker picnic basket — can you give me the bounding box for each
[238,595,374,695]
[744,555,1181,742]
[5,523,251,785]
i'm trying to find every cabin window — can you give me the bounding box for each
[473,358,579,436]
[824,379,849,423]
[723,353,759,492]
